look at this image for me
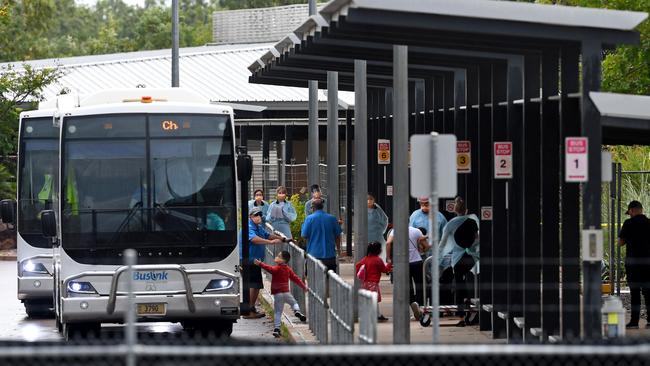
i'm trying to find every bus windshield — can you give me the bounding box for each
[60,113,236,265]
[18,117,59,248]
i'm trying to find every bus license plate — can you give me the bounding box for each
[137,303,166,316]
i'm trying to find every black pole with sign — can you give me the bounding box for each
[237,146,253,314]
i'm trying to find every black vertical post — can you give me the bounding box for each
[478,64,493,332]
[560,45,581,341]
[285,125,293,165]
[425,78,435,133]
[522,54,542,342]
[433,76,444,133]
[262,125,270,192]
[491,62,508,339]
[346,109,353,257]
[368,90,377,213]
[466,67,479,217]
[581,39,603,339]
[444,73,455,134]
[506,57,524,341]
[454,70,467,200]
[238,147,252,314]
[541,49,561,340]
[384,88,394,219]
[415,80,425,133]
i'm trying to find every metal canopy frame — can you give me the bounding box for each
[246,0,648,344]
[591,92,650,145]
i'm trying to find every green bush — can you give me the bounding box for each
[0,164,15,200]
[289,194,306,247]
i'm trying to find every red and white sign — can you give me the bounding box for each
[494,142,513,179]
[386,185,393,196]
[445,200,456,213]
[481,206,493,221]
[457,141,471,174]
[378,139,391,165]
[565,137,588,182]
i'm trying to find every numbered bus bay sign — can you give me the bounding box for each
[457,141,471,174]
[378,139,390,165]
[565,137,588,182]
[494,142,513,179]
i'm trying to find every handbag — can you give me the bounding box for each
[356,264,367,281]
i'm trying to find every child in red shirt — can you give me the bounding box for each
[356,241,392,322]
[254,250,307,337]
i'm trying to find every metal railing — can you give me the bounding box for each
[358,289,378,344]
[328,271,354,344]
[306,254,329,343]
[285,242,306,311]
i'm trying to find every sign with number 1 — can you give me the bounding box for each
[565,137,588,182]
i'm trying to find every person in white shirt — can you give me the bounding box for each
[386,226,431,320]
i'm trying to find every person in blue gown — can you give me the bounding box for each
[266,186,297,239]
[367,193,389,262]
[409,197,447,240]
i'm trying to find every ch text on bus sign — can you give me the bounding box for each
[162,120,179,131]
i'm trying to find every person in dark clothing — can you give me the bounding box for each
[618,200,650,329]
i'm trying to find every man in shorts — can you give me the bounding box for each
[240,207,284,318]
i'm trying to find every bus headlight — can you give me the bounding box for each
[204,278,234,292]
[22,261,49,275]
[67,281,98,295]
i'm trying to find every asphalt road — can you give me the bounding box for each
[0,260,279,343]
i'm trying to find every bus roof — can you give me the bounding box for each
[80,88,210,107]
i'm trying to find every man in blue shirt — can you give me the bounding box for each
[301,199,342,273]
[240,207,284,318]
[409,197,447,240]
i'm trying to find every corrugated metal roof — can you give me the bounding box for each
[2,43,354,108]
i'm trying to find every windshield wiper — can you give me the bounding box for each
[108,201,142,244]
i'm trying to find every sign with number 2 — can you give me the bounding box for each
[494,142,513,179]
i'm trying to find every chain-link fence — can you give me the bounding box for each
[250,158,353,214]
[2,339,650,365]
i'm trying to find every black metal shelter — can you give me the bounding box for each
[247,0,648,344]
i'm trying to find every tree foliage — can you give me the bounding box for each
[0,64,62,156]
[0,0,229,62]
[533,0,650,95]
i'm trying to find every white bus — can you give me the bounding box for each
[42,89,241,339]
[12,108,59,317]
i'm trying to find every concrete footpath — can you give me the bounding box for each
[261,259,499,344]
[0,248,16,261]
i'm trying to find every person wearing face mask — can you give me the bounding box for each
[266,186,297,239]
[304,184,328,215]
[248,189,269,223]
[367,193,389,262]
[409,197,447,241]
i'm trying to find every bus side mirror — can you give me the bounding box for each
[0,199,15,225]
[41,210,57,239]
[237,153,253,182]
